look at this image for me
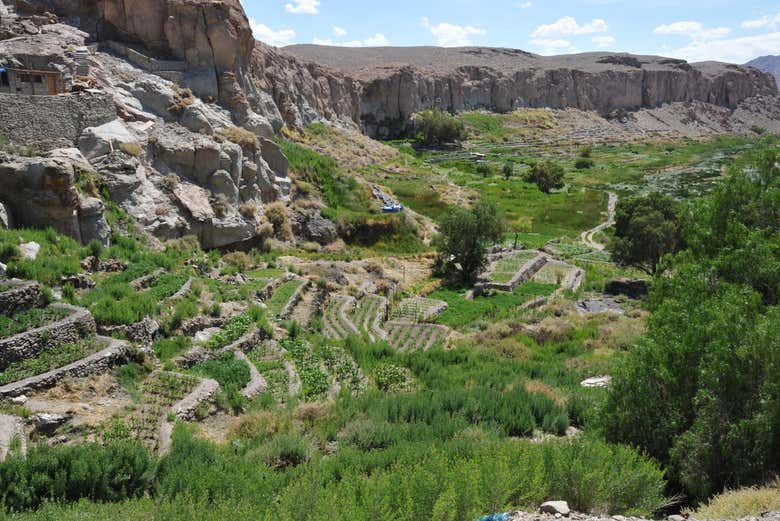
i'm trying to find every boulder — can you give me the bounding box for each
[19,242,40,260]
[243,111,274,139]
[260,138,288,177]
[78,119,140,160]
[125,316,160,346]
[0,263,6,277]
[539,501,570,517]
[30,413,71,435]
[581,376,612,388]
[78,196,111,247]
[173,182,215,222]
[208,170,239,203]
[293,208,338,245]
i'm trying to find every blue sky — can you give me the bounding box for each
[241,0,780,63]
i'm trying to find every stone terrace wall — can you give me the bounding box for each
[0,336,129,398]
[0,304,96,369]
[0,281,44,317]
[0,91,115,150]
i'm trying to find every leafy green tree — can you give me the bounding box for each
[502,163,514,180]
[411,109,466,146]
[525,160,565,194]
[435,199,504,282]
[610,193,684,275]
[602,144,780,501]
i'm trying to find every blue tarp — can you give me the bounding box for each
[0,68,6,73]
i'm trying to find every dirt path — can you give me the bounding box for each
[0,415,25,460]
[579,192,617,251]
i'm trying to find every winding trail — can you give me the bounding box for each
[579,192,618,251]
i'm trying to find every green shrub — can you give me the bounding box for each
[574,158,594,170]
[0,440,153,512]
[251,434,312,469]
[411,109,466,146]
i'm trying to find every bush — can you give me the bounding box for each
[0,440,153,512]
[222,252,252,272]
[411,109,466,146]
[264,202,292,240]
[251,434,311,469]
[525,160,565,194]
[574,158,594,170]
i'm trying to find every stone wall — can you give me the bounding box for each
[0,304,96,369]
[0,336,129,398]
[0,281,44,317]
[0,91,115,150]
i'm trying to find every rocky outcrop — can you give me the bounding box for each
[285,46,779,137]
[0,150,111,245]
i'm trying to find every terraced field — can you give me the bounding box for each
[248,343,294,404]
[323,295,359,339]
[123,371,200,450]
[265,278,305,317]
[487,251,541,284]
[390,297,448,322]
[351,294,389,341]
[385,321,451,351]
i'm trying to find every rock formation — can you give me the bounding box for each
[0,149,111,245]
[285,46,779,137]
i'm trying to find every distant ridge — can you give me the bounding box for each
[746,55,780,86]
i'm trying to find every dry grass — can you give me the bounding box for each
[524,379,566,405]
[119,142,144,158]
[228,410,286,441]
[265,202,293,240]
[685,479,780,519]
[168,87,195,115]
[219,126,259,152]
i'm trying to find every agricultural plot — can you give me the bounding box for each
[248,344,292,404]
[265,278,305,318]
[0,306,71,339]
[351,295,389,341]
[123,371,199,449]
[323,295,359,339]
[385,321,450,352]
[390,297,448,322]
[487,251,540,284]
[0,335,102,386]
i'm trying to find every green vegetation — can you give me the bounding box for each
[611,193,684,275]
[525,160,566,194]
[0,306,70,338]
[435,199,505,282]
[411,109,466,146]
[0,336,98,385]
[266,279,304,316]
[603,144,780,500]
[0,440,153,512]
[206,306,269,350]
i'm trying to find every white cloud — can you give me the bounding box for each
[529,38,578,55]
[741,12,780,30]
[421,17,486,47]
[333,26,347,37]
[519,1,532,8]
[313,33,389,47]
[666,31,780,63]
[653,21,730,42]
[249,19,296,46]
[531,16,608,38]
[592,35,615,48]
[285,0,319,15]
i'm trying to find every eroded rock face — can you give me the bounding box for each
[0,151,110,245]
[284,46,779,137]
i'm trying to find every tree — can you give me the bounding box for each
[525,160,565,194]
[435,199,504,282]
[411,109,466,146]
[502,163,514,180]
[602,144,780,501]
[610,193,683,275]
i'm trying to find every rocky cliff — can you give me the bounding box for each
[285,46,779,137]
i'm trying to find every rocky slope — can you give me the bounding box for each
[286,46,778,137]
[746,55,780,86]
